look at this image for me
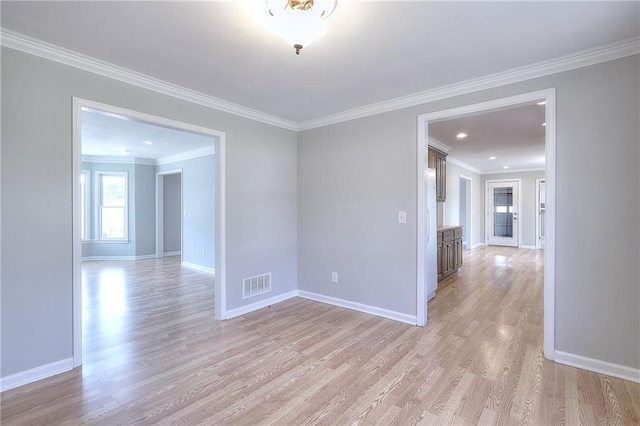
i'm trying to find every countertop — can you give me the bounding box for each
[437,225,462,232]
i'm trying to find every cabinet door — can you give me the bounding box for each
[437,154,447,202]
[443,241,454,276]
[454,238,463,269]
[437,241,443,280]
[428,149,437,169]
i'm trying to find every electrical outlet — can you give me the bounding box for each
[331,272,338,283]
[398,211,407,224]
[201,250,206,257]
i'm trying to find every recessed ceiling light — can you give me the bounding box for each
[503,166,509,169]
[456,132,467,139]
[537,101,546,105]
[488,156,496,160]
[542,122,546,126]
[144,140,153,145]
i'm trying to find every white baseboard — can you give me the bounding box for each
[555,350,640,383]
[163,251,181,257]
[471,242,485,249]
[297,290,417,325]
[0,358,74,392]
[82,254,156,261]
[181,261,215,275]
[225,291,298,320]
[520,244,540,250]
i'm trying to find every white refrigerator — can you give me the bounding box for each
[425,168,438,301]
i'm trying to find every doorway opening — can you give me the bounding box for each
[156,170,183,260]
[72,98,227,367]
[459,175,472,249]
[416,88,556,360]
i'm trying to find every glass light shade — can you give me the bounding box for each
[271,8,328,49]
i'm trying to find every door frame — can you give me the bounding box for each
[416,88,556,360]
[156,170,183,260]
[72,97,227,367]
[485,178,522,248]
[459,174,472,248]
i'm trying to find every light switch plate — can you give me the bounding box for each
[398,211,407,224]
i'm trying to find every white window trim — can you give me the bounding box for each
[95,171,129,242]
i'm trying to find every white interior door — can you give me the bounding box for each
[486,180,520,247]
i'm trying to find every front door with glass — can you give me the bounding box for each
[486,180,519,247]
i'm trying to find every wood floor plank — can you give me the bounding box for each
[2,248,639,425]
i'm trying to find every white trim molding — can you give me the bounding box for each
[555,351,640,384]
[299,37,639,130]
[72,97,228,369]
[1,29,297,131]
[427,137,452,154]
[297,290,417,325]
[163,251,181,257]
[225,291,298,320]
[0,358,74,392]
[157,146,215,165]
[447,156,482,175]
[182,261,215,275]
[484,167,546,175]
[417,88,557,361]
[2,29,637,133]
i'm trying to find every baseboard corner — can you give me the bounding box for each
[0,358,74,392]
[555,350,640,383]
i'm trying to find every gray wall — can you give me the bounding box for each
[158,155,215,268]
[135,163,156,257]
[1,46,637,380]
[483,170,545,248]
[1,47,298,377]
[298,55,639,370]
[163,173,182,254]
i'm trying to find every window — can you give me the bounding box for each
[80,170,90,240]
[97,172,128,240]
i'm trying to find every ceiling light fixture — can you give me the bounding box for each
[488,156,496,160]
[537,101,546,105]
[456,132,468,139]
[542,122,546,126]
[144,140,153,145]
[503,166,509,169]
[266,0,337,55]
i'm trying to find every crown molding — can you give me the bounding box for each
[157,145,215,165]
[81,145,213,166]
[427,137,451,154]
[0,29,298,132]
[298,37,640,131]
[482,167,545,175]
[446,156,482,175]
[2,29,637,133]
[81,155,155,165]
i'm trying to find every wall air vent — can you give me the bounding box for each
[242,273,272,299]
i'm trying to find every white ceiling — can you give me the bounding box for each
[82,108,215,160]
[429,102,546,174]
[2,1,638,168]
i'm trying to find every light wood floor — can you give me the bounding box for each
[2,248,639,424]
